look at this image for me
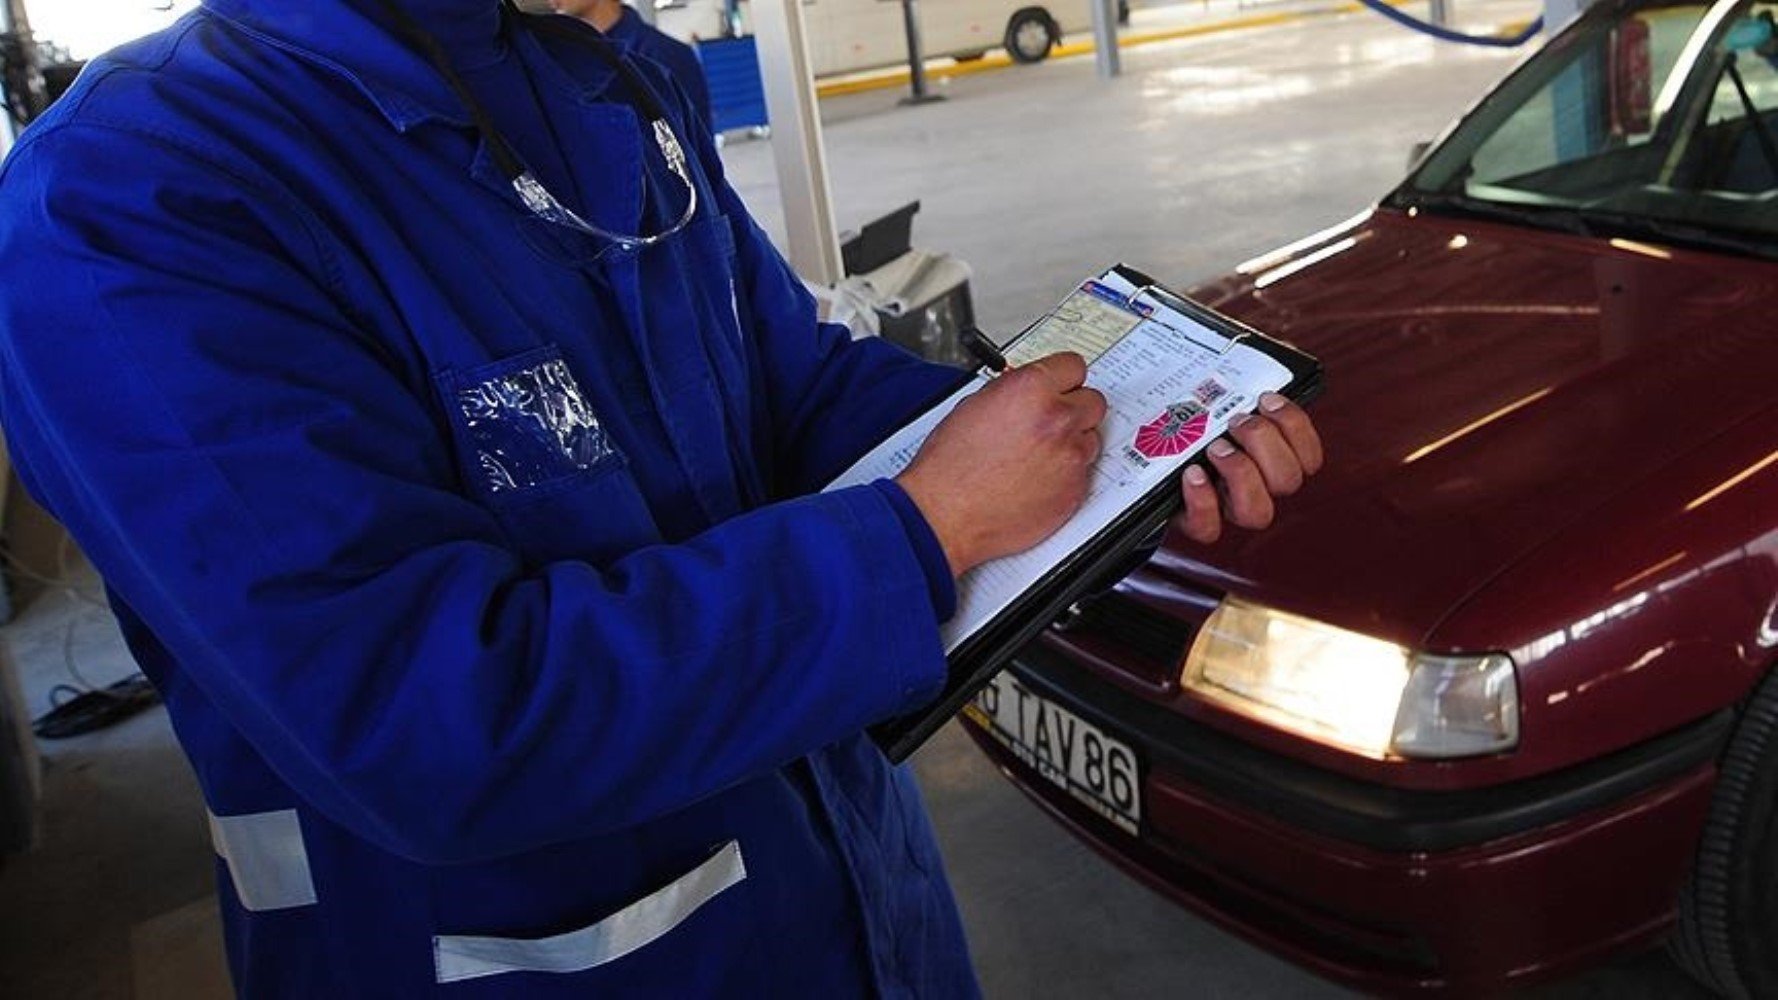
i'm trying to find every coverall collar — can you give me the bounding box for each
[600,6,647,50]
[200,0,623,132]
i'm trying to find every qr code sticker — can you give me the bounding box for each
[1194,379,1229,406]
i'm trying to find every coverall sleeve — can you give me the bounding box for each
[735,210,965,494]
[691,146,966,496]
[0,124,949,865]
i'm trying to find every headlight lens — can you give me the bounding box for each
[1181,598,1518,760]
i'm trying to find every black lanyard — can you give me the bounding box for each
[373,0,698,252]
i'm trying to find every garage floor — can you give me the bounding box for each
[0,5,1720,997]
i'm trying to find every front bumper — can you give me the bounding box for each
[966,643,1731,995]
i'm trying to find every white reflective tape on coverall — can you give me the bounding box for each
[208,809,318,912]
[433,840,747,984]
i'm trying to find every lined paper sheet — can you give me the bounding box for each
[827,271,1293,653]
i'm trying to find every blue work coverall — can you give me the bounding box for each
[0,1,979,995]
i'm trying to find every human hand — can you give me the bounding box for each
[1174,392,1323,545]
[896,353,1107,576]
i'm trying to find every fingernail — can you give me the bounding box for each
[1260,392,1287,412]
[1230,413,1253,431]
[1209,439,1235,459]
[1184,465,1208,486]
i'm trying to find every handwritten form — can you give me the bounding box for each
[827,270,1293,653]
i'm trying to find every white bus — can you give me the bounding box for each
[655,0,1098,77]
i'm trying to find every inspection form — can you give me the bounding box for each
[827,269,1296,653]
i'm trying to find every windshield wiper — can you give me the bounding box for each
[1394,191,1778,262]
[1390,190,1591,235]
[1569,209,1778,261]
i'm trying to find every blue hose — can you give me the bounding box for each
[1353,0,1545,47]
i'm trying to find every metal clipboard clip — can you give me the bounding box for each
[1123,283,1251,357]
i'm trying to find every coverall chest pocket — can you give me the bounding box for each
[435,345,660,567]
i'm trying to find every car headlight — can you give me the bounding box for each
[1181,598,1519,760]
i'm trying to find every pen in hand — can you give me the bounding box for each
[961,326,1011,377]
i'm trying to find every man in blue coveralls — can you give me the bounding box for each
[0,1,1322,996]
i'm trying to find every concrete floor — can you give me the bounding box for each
[0,579,223,1000]
[726,0,1545,331]
[0,5,1721,998]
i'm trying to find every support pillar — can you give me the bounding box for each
[752,0,844,285]
[899,0,945,105]
[1090,0,1121,79]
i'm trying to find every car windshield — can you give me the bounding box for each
[1398,0,1778,256]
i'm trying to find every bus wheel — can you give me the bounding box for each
[1005,8,1056,64]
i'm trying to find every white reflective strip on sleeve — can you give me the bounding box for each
[433,840,748,984]
[207,809,318,912]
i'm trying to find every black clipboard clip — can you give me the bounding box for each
[1123,283,1253,357]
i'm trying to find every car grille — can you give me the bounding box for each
[1052,593,1199,691]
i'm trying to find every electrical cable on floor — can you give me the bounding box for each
[32,675,160,740]
[3,535,162,738]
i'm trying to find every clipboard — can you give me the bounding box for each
[866,264,1323,763]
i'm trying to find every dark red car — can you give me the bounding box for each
[961,0,1778,994]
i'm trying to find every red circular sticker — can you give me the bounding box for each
[1133,402,1209,459]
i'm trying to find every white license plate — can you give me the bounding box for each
[963,672,1142,835]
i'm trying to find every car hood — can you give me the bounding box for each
[1149,207,1778,648]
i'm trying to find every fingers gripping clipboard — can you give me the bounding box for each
[824,265,1324,764]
